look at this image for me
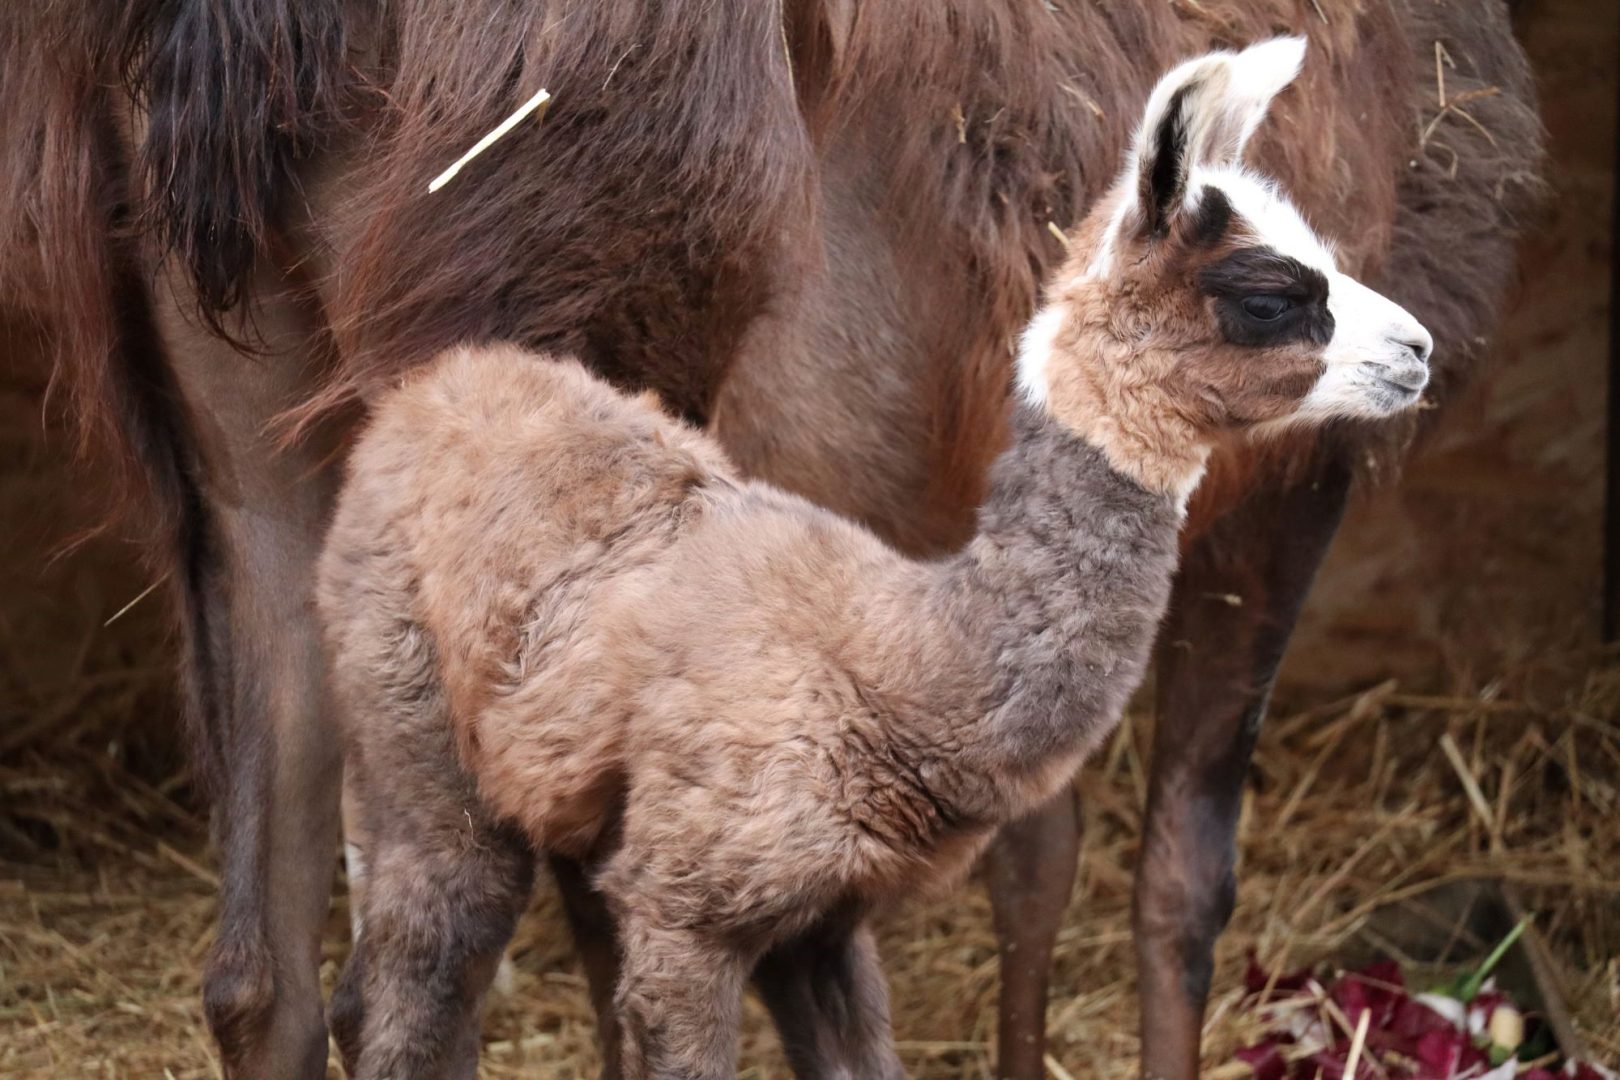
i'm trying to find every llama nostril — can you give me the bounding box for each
[1396,330,1434,365]
[1402,339,1432,364]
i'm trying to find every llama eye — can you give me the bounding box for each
[1241,295,1292,321]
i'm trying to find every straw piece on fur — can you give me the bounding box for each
[428,88,552,194]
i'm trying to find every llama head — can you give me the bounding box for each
[1018,36,1433,501]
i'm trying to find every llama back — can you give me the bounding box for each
[318,345,736,846]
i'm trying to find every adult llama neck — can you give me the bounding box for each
[937,402,1183,810]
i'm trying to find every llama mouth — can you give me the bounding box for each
[1369,359,1429,391]
[1370,375,1424,402]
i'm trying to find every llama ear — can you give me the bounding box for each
[1129,37,1306,237]
[1193,37,1307,166]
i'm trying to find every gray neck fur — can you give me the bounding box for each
[935,403,1182,815]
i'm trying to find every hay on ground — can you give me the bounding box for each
[2,645,1616,1078]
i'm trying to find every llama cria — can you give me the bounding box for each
[320,39,1433,1080]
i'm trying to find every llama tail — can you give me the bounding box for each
[0,4,241,800]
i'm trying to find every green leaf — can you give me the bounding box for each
[1456,915,1532,1003]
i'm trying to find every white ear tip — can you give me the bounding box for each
[1230,35,1307,96]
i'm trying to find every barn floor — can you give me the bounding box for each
[2,0,1618,1076]
[2,650,1617,1078]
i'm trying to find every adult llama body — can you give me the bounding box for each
[321,39,1438,1080]
[0,1,1540,1077]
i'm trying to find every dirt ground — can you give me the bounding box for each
[1,1,1617,1077]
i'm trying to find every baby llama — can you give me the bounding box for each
[319,37,1433,1080]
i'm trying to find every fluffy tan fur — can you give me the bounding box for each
[322,341,1184,1079]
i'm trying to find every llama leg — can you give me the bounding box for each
[342,778,372,946]
[612,914,750,1080]
[324,579,536,1080]
[334,777,535,1080]
[195,564,341,1080]
[752,908,904,1079]
[550,854,626,1079]
[332,777,374,1076]
[1135,463,1351,1080]
[150,260,347,1080]
[984,786,1082,1080]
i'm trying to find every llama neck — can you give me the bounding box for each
[1019,296,1212,506]
[936,402,1184,814]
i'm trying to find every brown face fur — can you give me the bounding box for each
[1036,202,1336,497]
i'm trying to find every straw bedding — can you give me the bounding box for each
[3,607,1616,1077]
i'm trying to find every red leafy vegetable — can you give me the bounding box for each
[1231,955,1613,1080]
[1236,1040,1290,1080]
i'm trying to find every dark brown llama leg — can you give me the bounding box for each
[550,855,626,1080]
[154,265,346,1080]
[1134,460,1352,1080]
[187,547,340,1080]
[984,787,1083,1080]
[333,718,537,1080]
[752,906,905,1080]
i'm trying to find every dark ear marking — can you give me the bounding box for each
[1139,84,1193,237]
[1183,187,1232,248]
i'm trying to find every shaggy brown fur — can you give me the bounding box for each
[713,0,1540,546]
[1,0,1541,542]
[0,2,1541,1078]
[302,0,816,428]
[320,47,1439,1076]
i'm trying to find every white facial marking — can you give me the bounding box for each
[1299,273,1433,421]
[1192,166,1336,272]
[1015,305,1066,407]
[1194,169,1434,425]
